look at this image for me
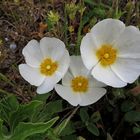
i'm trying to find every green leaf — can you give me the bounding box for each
[91,111,101,123]
[58,121,75,136]
[45,100,63,114]
[10,117,59,140]
[62,135,77,140]
[38,100,63,121]
[10,100,43,131]
[55,119,75,136]
[0,95,19,123]
[79,108,89,123]
[0,119,8,140]
[93,7,106,18]
[107,133,113,140]
[0,119,5,140]
[124,111,140,122]
[32,93,50,102]
[82,10,96,25]
[2,125,9,136]
[133,126,140,134]
[84,0,94,5]
[46,129,60,140]
[121,101,135,112]
[113,89,126,99]
[86,122,100,136]
[26,134,44,140]
[84,0,110,9]
[54,106,79,136]
[77,136,86,140]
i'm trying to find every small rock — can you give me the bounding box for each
[10,43,17,50]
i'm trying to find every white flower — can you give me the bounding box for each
[19,37,70,94]
[55,56,106,106]
[80,18,140,87]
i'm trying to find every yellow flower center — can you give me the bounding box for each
[96,44,117,67]
[40,58,58,76]
[71,76,89,93]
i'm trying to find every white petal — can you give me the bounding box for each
[92,64,127,87]
[37,50,70,94]
[40,37,66,60]
[57,50,70,78]
[70,55,90,77]
[91,18,125,45]
[55,84,80,106]
[19,64,45,86]
[62,71,73,86]
[37,72,62,94]
[114,26,140,58]
[22,40,43,67]
[111,58,140,83]
[80,33,99,70]
[79,88,106,106]
[88,75,106,88]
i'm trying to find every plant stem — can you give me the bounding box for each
[57,106,79,135]
[64,2,69,48]
[112,117,124,138]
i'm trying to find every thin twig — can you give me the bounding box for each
[112,117,124,138]
[57,106,80,135]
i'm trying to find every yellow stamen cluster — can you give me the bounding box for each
[71,76,88,93]
[40,58,58,76]
[96,44,117,67]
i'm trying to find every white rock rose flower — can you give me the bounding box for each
[55,56,106,106]
[19,37,70,94]
[80,18,140,87]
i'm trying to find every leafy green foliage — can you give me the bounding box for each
[62,135,77,140]
[80,107,89,123]
[0,117,59,140]
[55,120,75,137]
[133,126,140,134]
[10,100,43,131]
[124,111,140,122]
[32,92,50,102]
[107,133,113,140]
[79,109,101,136]
[0,119,5,140]
[46,129,61,140]
[121,101,136,112]
[0,95,60,139]
[91,111,101,123]
[32,100,63,122]
[44,100,63,117]
[86,122,100,136]
[0,95,19,123]
[10,117,59,140]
